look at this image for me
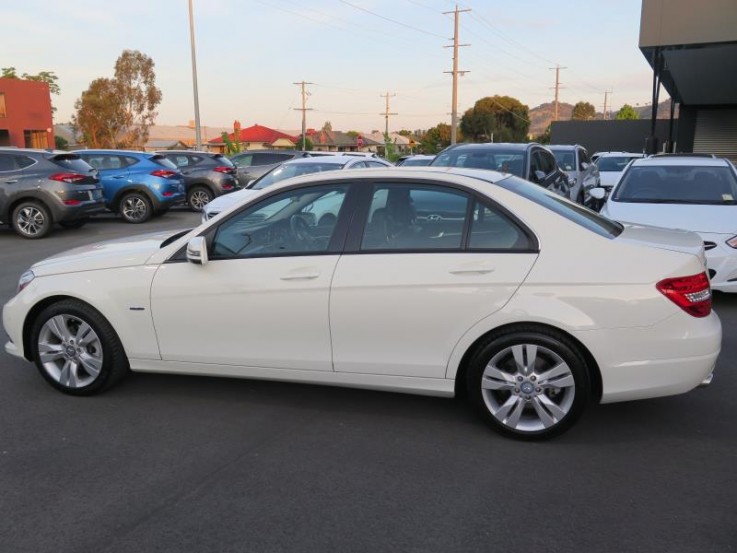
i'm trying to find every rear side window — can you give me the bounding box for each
[150,155,178,170]
[496,175,623,238]
[15,156,36,169]
[51,155,96,174]
[211,155,234,168]
[232,153,253,167]
[469,201,532,251]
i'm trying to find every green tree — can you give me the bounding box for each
[383,132,400,162]
[54,135,69,150]
[615,104,639,120]
[420,123,453,154]
[295,135,313,151]
[571,101,596,121]
[72,78,125,148]
[532,124,551,144]
[397,129,414,137]
[459,95,530,142]
[346,130,360,138]
[220,132,242,155]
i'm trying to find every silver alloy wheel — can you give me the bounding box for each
[189,189,211,210]
[122,196,148,221]
[16,206,46,236]
[37,314,103,389]
[481,343,575,432]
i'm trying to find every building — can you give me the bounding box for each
[640,0,737,159]
[208,124,299,153]
[0,77,53,149]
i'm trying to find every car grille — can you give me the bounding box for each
[703,241,717,251]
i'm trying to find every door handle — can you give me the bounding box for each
[112,175,126,179]
[280,269,320,280]
[5,179,18,184]
[449,264,495,275]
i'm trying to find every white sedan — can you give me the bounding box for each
[3,168,720,440]
[598,155,737,292]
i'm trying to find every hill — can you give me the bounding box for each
[529,102,574,137]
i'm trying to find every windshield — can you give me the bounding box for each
[432,148,526,177]
[551,151,575,171]
[612,165,737,205]
[597,156,640,172]
[251,162,344,190]
[401,157,433,167]
[495,175,623,238]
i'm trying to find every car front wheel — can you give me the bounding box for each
[467,328,590,440]
[31,300,129,395]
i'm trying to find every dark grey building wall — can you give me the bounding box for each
[550,120,673,154]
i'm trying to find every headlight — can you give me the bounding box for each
[726,236,737,249]
[18,270,35,292]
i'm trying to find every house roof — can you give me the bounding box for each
[209,124,299,145]
[309,129,361,147]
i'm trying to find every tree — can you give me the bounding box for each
[397,129,414,137]
[571,101,596,121]
[295,135,313,151]
[54,135,69,150]
[459,95,530,142]
[346,130,360,138]
[420,123,453,154]
[72,78,125,148]
[615,104,639,120]
[383,132,400,162]
[532,124,551,144]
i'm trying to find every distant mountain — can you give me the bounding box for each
[529,102,574,137]
[635,99,677,119]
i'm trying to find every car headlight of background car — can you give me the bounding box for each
[17,270,35,292]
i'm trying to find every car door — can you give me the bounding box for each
[329,180,539,378]
[80,154,129,206]
[578,147,599,194]
[150,181,355,371]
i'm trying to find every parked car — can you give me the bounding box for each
[595,155,737,292]
[74,150,185,223]
[548,144,599,203]
[230,150,308,188]
[0,148,104,239]
[202,155,392,222]
[590,152,645,209]
[4,167,719,440]
[156,151,238,212]
[430,143,570,197]
[396,155,435,167]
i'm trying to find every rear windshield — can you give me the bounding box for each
[597,156,640,172]
[432,148,526,177]
[211,154,234,168]
[401,157,433,167]
[50,154,96,174]
[150,155,178,170]
[251,162,345,190]
[496,175,623,238]
[613,165,737,205]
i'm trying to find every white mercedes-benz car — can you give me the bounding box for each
[597,155,737,292]
[3,168,720,439]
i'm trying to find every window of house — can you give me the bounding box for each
[23,130,48,149]
[0,93,6,118]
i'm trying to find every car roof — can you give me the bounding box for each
[631,156,731,167]
[281,155,350,166]
[443,142,536,152]
[0,147,66,155]
[596,152,644,158]
[547,144,580,151]
[72,149,152,156]
[157,150,221,155]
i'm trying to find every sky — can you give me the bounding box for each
[1,0,658,133]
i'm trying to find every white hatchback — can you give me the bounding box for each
[3,168,721,439]
[598,156,737,292]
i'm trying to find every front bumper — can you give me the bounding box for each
[701,234,737,292]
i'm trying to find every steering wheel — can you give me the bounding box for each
[290,215,315,247]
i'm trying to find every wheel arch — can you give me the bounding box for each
[111,186,156,212]
[452,321,603,402]
[6,195,54,224]
[187,182,216,195]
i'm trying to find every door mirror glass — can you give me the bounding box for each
[186,236,209,265]
[589,187,606,200]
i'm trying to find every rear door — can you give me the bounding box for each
[0,154,26,219]
[329,180,538,378]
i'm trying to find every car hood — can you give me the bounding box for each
[599,171,622,187]
[30,229,189,276]
[204,188,260,215]
[616,223,706,262]
[605,201,737,234]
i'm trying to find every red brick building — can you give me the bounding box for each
[0,77,54,149]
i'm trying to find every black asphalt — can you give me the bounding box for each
[0,210,735,553]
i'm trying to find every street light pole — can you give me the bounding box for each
[188,0,202,150]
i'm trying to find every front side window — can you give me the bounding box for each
[539,150,557,175]
[613,165,737,205]
[361,184,469,251]
[552,150,576,171]
[211,185,349,259]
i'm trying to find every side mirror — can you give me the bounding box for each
[581,162,589,170]
[589,187,606,200]
[533,170,546,183]
[186,236,209,265]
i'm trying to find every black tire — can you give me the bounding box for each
[11,200,52,239]
[30,299,129,396]
[466,327,590,440]
[59,218,89,229]
[187,186,213,212]
[119,192,152,224]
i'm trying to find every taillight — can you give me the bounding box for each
[63,199,82,206]
[214,166,234,173]
[162,191,174,197]
[222,184,234,191]
[50,172,86,184]
[151,169,177,178]
[656,272,712,318]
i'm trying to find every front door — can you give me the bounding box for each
[150,182,353,371]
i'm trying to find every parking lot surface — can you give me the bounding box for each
[1,211,735,553]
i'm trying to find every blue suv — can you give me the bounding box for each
[73,150,186,223]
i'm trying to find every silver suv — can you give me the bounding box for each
[549,144,600,204]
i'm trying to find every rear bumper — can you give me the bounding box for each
[151,193,186,211]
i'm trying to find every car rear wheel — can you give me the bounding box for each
[467,328,590,440]
[12,201,52,239]
[119,192,152,224]
[187,186,213,212]
[30,300,129,395]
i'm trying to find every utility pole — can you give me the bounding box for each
[603,90,612,120]
[380,91,397,137]
[443,5,470,145]
[293,81,314,151]
[187,0,202,150]
[549,65,566,121]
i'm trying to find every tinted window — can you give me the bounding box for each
[552,150,575,171]
[539,150,557,174]
[496,175,623,238]
[84,155,127,170]
[232,153,253,167]
[0,154,17,172]
[150,155,178,170]
[361,185,469,251]
[433,148,526,177]
[401,157,433,167]
[469,201,532,250]
[15,156,35,169]
[366,160,388,168]
[613,165,737,205]
[211,155,234,168]
[51,155,96,174]
[211,185,348,258]
[168,155,191,168]
[251,153,288,166]
[597,156,640,172]
[252,162,345,190]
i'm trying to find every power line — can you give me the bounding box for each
[337,0,446,38]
